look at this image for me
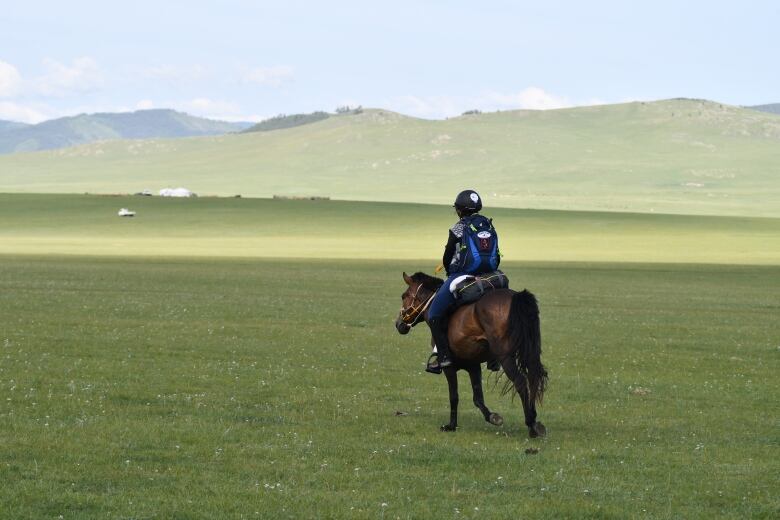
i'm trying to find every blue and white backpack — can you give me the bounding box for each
[452,215,500,274]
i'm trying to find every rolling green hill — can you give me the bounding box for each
[1,99,779,217]
[0,109,246,154]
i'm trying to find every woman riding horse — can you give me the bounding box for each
[395,191,547,437]
[427,189,500,371]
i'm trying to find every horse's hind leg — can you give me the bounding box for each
[441,367,459,432]
[466,365,503,426]
[501,357,545,438]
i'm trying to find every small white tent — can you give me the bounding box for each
[159,187,196,197]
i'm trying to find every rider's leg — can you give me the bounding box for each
[428,316,453,367]
[427,278,457,368]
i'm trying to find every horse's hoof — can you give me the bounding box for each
[528,421,546,438]
[440,424,457,432]
[488,413,504,426]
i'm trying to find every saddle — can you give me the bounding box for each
[449,270,509,308]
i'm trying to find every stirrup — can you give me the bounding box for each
[425,353,442,374]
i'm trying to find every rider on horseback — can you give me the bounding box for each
[427,189,500,372]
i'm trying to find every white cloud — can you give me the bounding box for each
[386,87,594,118]
[142,64,208,82]
[176,97,242,120]
[136,99,155,110]
[0,61,23,98]
[242,65,294,87]
[35,57,104,96]
[386,95,465,119]
[484,87,571,110]
[0,101,49,123]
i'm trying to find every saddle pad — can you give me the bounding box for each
[450,270,509,305]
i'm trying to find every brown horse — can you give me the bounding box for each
[395,272,547,437]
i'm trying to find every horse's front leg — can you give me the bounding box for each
[466,364,503,426]
[441,367,458,431]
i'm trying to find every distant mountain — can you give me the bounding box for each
[231,121,256,131]
[0,120,30,133]
[0,109,247,154]
[747,103,780,115]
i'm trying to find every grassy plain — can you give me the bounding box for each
[0,194,778,518]
[1,256,778,518]
[2,99,780,217]
[1,194,779,265]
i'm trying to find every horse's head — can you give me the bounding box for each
[395,271,440,334]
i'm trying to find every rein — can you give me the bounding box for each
[399,285,435,326]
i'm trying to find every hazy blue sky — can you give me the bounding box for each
[1,0,777,123]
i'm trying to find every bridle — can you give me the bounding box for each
[398,283,435,327]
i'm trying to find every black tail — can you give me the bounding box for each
[503,289,548,404]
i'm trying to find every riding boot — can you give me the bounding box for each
[428,317,454,368]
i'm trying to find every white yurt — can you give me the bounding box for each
[159,187,196,197]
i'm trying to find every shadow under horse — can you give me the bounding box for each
[395,272,547,437]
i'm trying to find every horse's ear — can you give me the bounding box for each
[403,272,413,285]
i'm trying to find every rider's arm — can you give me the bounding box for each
[442,231,458,275]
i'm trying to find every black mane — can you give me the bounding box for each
[411,272,444,291]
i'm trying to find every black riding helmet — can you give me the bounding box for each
[453,189,482,215]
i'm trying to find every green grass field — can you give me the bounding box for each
[2,194,780,265]
[1,256,778,518]
[1,194,778,518]
[2,99,780,217]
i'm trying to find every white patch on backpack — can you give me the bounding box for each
[477,231,491,239]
